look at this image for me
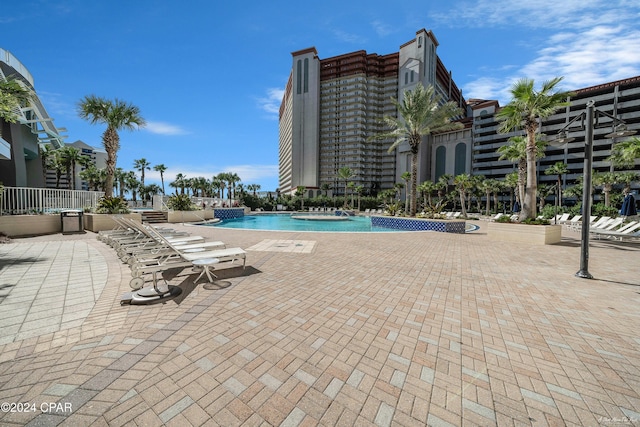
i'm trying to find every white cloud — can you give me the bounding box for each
[463,0,640,105]
[332,28,367,44]
[256,88,285,119]
[371,20,393,37]
[144,121,189,136]
[432,0,631,30]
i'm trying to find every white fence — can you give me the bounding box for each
[0,187,105,215]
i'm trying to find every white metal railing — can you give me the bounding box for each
[0,187,105,215]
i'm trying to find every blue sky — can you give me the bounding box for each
[3,0,639,192]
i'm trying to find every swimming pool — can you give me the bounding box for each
[201,213,402,232]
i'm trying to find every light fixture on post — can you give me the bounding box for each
[549,100,636,279]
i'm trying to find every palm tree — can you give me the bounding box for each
[400,171,411,213]
[321,183,331,197]
[337,166,354,207]
[497,136,527,209]
[609,137,640,168]
[496,77,574,220]
[593,172,619,207]
[59,146,90,190]
[51,151,67,189]
[436,174,452,199]
[417,181,437,209]
[134,158,151,188]
[247,183,261,196]
[295,186,306,211]
[616,172,639,196]
[478,178,500,216]
[453,174,473,218]
[79,165,102,191]
[227,172,240,204]
[371,83,463,216]
[544,162,569,209]
[153,164,168,194]
[113,168,126,198]
[355,185,364,211]
[537,184,555,210]
[347,182,356,208]
[39,144,55,185]
[77,95,145,197]
[504,172,519,212]
[125,172,140,202]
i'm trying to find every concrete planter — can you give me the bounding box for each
[488,222,562,245]
[84,213,142,232]
[167,210,213,223]
[0,215,61,237]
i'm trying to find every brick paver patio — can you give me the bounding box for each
[0,221,638,426]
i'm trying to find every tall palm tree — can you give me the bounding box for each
[505,171,519,211]
[134,158,151,188]
[609,137,640,168]
[616,172,639,196]
[211,175,224,199]
[436,174,452,199]
[478,178,500,216]
[496,77,573,220]
[59,146,90,190]
[114,168,127,198]
[153,163,168,194]
[453,174,473,218]
[337,166,354,207]
[77,95,145,197]
[593,172,619,207]
[51,151,67,189]
[417,181,437,209]
[497,136,527,209]
[320,183,331,197]
[544,161,569,209]
[371,83,463,216]
[537,184,555,210]
[401,171,411,213]
[39,144,55,185]
[125,171,140,202]
[79,165,102,191]
[247,183,261,196]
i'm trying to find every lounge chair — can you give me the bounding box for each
[591,221,640,240]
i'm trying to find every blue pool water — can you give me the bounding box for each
[202,214,401,232]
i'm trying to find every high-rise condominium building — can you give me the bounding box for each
[278,28,466,196]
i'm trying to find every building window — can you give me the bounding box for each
[435,146,446,180]
[304,58,309,93]
[454,143,466,175]
[296,60,302,94]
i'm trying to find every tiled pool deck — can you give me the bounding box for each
[0,222,639,426]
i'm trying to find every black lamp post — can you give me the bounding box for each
[550,100,636,279]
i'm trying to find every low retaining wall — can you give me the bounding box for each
[167,210,214,223]
[371,216,466,233]
[0,215,61,237]
[84,213,142,232]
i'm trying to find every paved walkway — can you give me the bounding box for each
[0,222,639,426]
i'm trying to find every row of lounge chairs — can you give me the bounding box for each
[552,214,640,241]
[97,217,246,301]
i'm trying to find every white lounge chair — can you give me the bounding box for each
[591,221,640,240]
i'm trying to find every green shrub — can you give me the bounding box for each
[592,202,618,218]
[96,196,130,214]
[167,194,196,211]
